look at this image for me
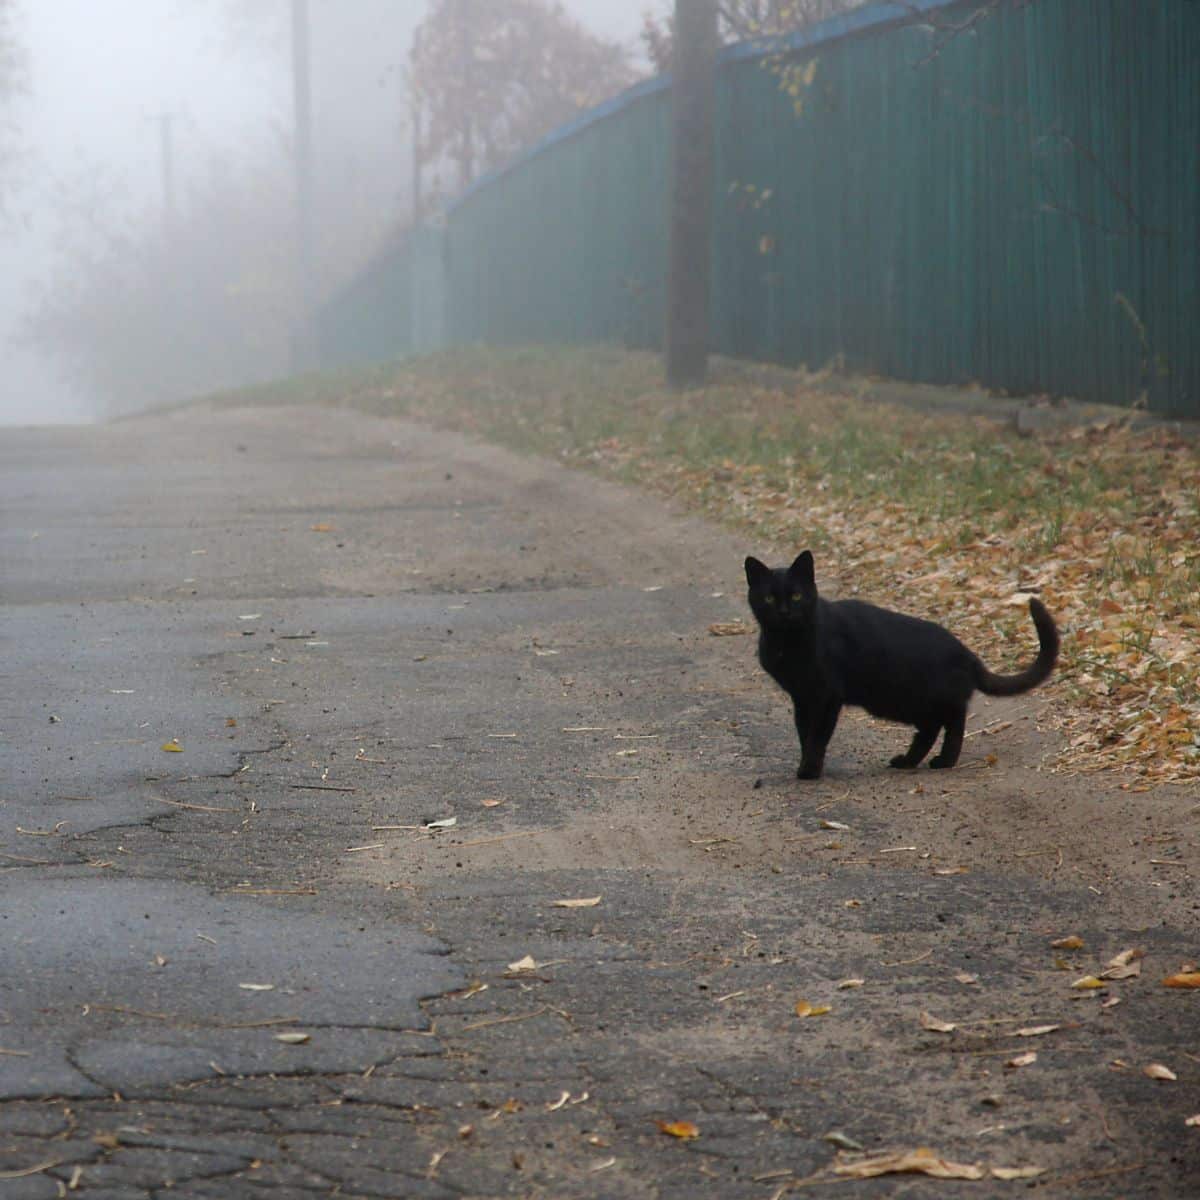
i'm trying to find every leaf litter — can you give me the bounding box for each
[365,348,1200,783]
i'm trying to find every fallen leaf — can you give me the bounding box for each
[836,978,865,990]
[1163,972,1200,989]
[954,972,980,986]
[832,1148,983,1181]
[238,983,274,992]
[991,1165,1045,1180]
[1144,1063,1177,1081]
[424,817,457,830]
[1016,1024,1061,1037]
[506,954,539,974]
[919,1011,956,1033]
[160,740,183,753]
[274,1032,310,1045]
[708,621,751,636]
[1071,975,1105,990]
[1101,948,1144,979]
[1102,962,1142,981]
[820,819,850,831]
[552,896,602,909]
[657,1120,699,1139]
[1185,1115,1200,1127]
[794,1000,832,1018]
[481,798,504,808]
[1005,1052,1037,1069]
[1051,935,1085,950]
[310,523,335,532]
[1107,947,1143,967]
[823,1130,864,1151]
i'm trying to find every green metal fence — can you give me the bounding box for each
[312,0,1200,417]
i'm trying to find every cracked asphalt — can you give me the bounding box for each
[1,402,1197,1198]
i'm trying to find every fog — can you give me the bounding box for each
[0,0,657,426]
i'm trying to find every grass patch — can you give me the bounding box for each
[215,344,1200,783]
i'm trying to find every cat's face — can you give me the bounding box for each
[744,551,818,631]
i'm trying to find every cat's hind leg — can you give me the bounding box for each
[929,706,967,769]
[890,721,940,769]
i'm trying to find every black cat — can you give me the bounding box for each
[745,551,1059,779]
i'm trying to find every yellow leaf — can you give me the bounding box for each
[310,523,335,532]
[1144,1063,1177,1081]
[795,1000,831,1018]
[161,740,183,753]
[1163,972,1200,988]
[657,1120,699,1140]
[552,897,602,909]
[1071,975,1105,990]
[1050,935,1084,950]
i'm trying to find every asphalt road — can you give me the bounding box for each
[1,402,1196,1198]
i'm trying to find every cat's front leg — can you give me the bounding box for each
[795,698,840,780]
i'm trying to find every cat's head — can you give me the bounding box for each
[744,550,818,630]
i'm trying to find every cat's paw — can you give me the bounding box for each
[928,755,956,770]
[889,754,916,769]
[796,764,823,781]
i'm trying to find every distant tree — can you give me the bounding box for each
[0,0,27,211]
[411,0,636,191]
[23,144,302,415]
[640,1,863,72]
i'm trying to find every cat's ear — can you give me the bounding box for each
[788,550,815,591]
[744,556,769,586]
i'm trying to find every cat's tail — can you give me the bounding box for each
[975,598,1059,697]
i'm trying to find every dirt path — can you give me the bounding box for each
[2,402,1196,1198]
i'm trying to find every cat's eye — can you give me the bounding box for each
[791,593,803,602]
[763,595,775,605]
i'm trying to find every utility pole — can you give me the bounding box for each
[291,0,314,371]
[410,29,423,226]
[665,0,718,389]
[158,112,176,237]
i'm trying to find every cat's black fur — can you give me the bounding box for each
[745,551,1059,779]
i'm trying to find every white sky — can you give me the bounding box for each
[0,0,660,423]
